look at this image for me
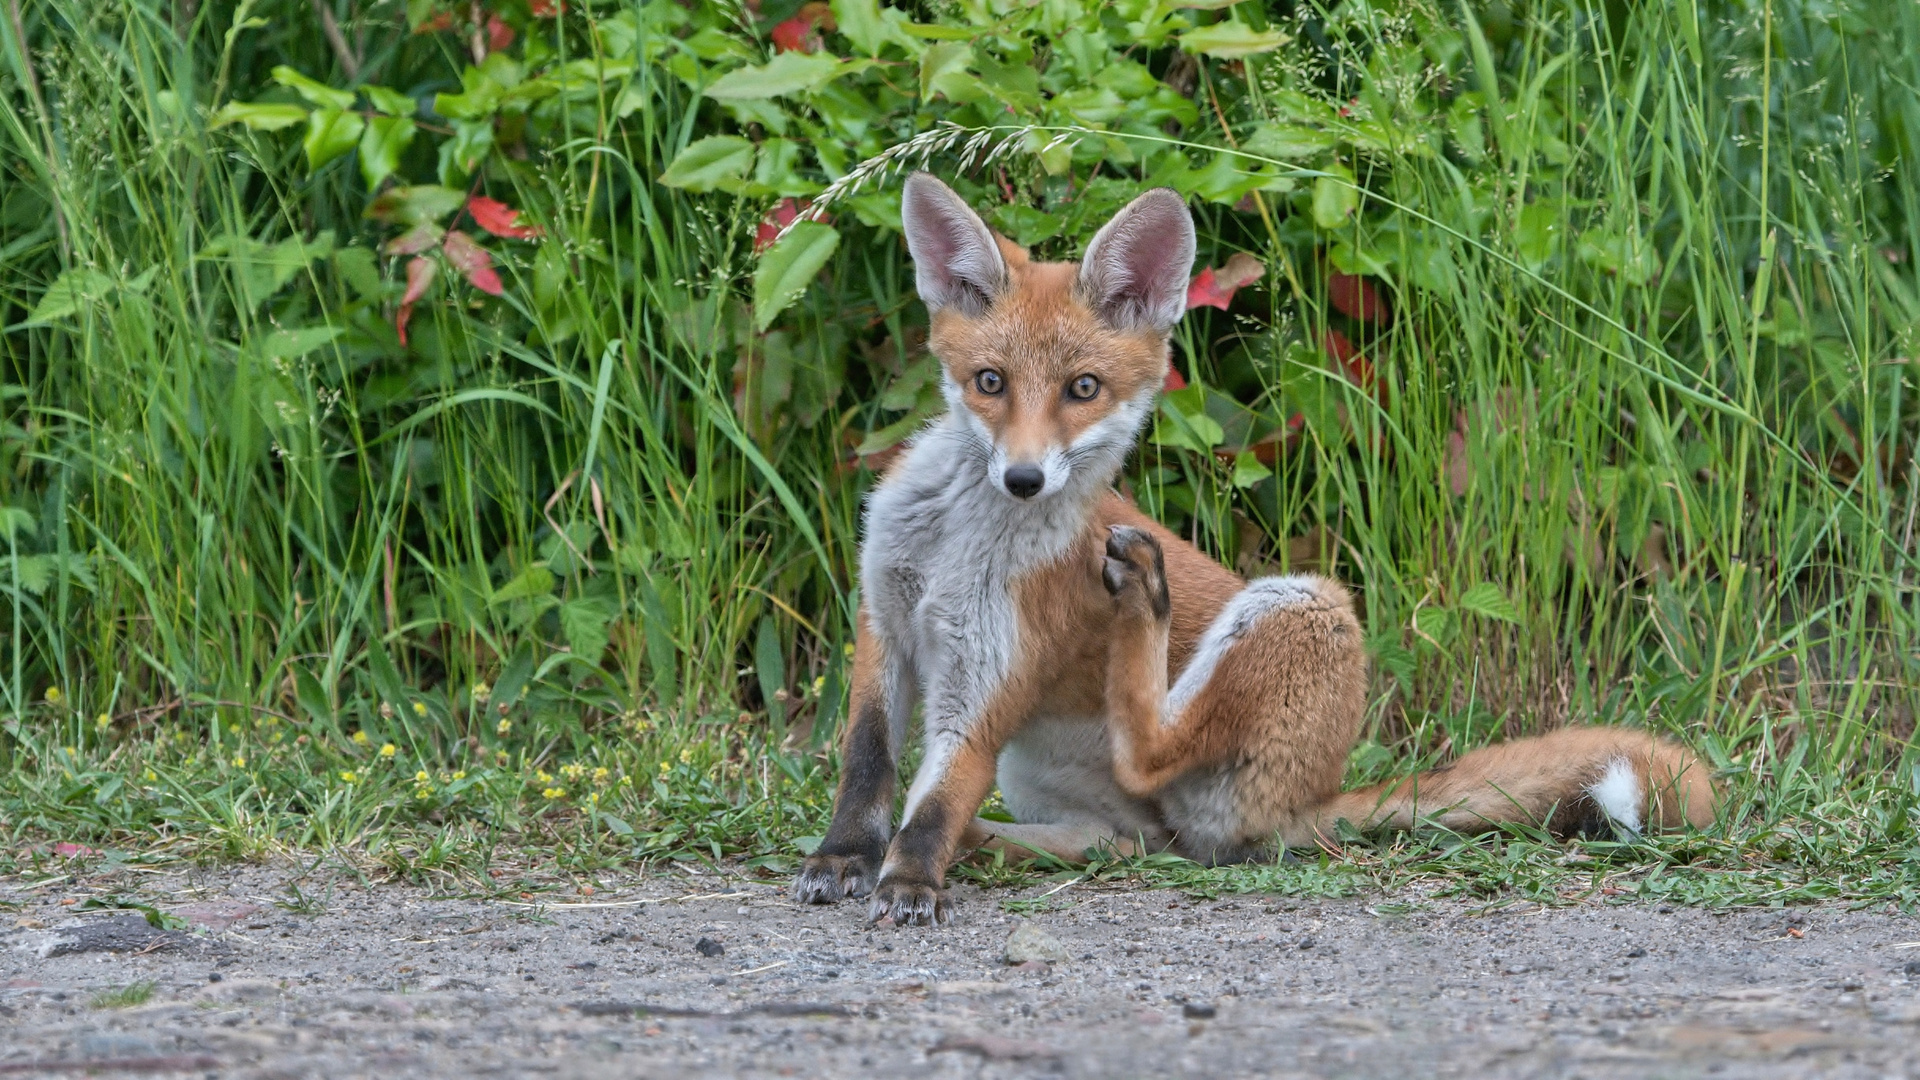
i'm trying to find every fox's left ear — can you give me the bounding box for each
[1078,188,1196,333]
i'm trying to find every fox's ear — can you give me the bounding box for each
[1078,188,1196,333]
[901,173,1007,316]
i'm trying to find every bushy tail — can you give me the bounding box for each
[1288,727,1717,846]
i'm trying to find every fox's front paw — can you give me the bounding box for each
[1103,525,1170,619]
[793,849,881,904]
[867,873,951,926]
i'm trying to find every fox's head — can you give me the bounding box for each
[900,173,1195,502]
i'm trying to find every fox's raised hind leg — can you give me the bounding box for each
[1100,525,1367,861]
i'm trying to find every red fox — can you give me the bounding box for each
[794,173,1717,926]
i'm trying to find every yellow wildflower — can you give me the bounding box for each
[678,748,693,765]
[43,686,62,704]
[658,760,670,775]
[592,766,610,784]
[415,770,430,782]
[542,786,566,800]
[412,701,427,717]
[452,770,466,780]
[352,731,370,746]
[472,682,492,704]
[95,714,111,730]
[497,718,512,736]
[536,769,553,783]
[339,770,358,783]
[379,743,396,758]
[231,754,246,768]
[143,769,157,782]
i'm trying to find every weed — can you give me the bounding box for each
[89,981,156,1010]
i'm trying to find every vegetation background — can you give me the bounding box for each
[0,0,1915,904]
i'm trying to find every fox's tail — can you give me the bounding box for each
[1289,727,1717,846]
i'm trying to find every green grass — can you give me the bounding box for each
[89,980,157,1009]
[0,0,1916,908]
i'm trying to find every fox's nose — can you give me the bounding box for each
[1003,464,1045,499]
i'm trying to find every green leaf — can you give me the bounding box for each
[752,222,839,331]
[1312,165,1358,230]
[1457,582,1522,623]
[271,65,356,109]
[438,118,494,184]
[755,616,786,733]
[22,269,116,326]
[920,41,969,100]
[254,326,342,359]
[359,115,416,190]
[0,507,34,539]
[704,52,843,100]
[1151,389,1226,452]
[1514,202,1561,271]
[362,85,417,116]
[364,185,466,225]
[209,102,310,131]
[491,565,557,604]
[657,135,755,192]
[1179,20,1290,59]
[559,597,614,663]
[303,107,365,171]
[1230,451,1273,488]
[832,0,916,56]
[1242,122,1336,161]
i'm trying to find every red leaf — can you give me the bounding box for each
[397,256,437,345]
[385,222,445,256]
[1186,253,1265,310]
[442,230,503,295]
[52,842,98,859]
[486,14,514,53]
[530,0,562,14]
[753,197,814,254]
[402,255,438,305]
[413,11,454,33]
[468,195,543,239]
[1321,328,1379,395]
[1327,271,1386,323]
[771,16,817,52]
[1162,365,1187,392]
[771,1,834,52]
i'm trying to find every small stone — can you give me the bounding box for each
[1183,1002,1217,1019]
[695,936,725,958]
[1625,947,1647,958]
[1904,960,1920,978]
[1004,922,1071,965]
[1297,937,1315,950]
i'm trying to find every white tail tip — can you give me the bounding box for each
[1586,757,1644,834]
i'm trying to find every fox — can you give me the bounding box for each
[793,173,1717,926]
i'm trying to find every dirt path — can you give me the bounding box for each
[4,862,1918,1078]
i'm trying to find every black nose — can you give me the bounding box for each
[1003,465,1045,498]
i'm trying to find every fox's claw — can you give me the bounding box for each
[793,850,881,904]
[1103,525,1169,619]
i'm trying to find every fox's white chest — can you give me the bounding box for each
[860,419,1088,720]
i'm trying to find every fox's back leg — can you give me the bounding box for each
[964,714,1174,865]
[1100,526,1367,862]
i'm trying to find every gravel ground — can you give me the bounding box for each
[4,862,1919,1079]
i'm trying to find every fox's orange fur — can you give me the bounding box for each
[793,175,1717,927]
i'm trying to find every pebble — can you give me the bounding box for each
[1004,922,1070,965]
[695,936,725,958]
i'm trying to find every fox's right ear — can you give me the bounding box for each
[901,173,1007,316]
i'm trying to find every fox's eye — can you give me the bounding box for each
[1067,374,1101,401]
[974,370,1004,395]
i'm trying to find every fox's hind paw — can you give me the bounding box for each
[1102,525,1170,620]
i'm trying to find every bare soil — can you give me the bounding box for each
[4,862,1919,1078]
